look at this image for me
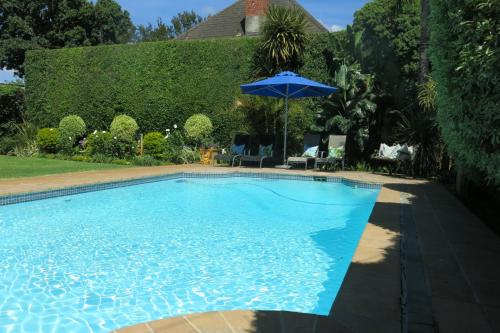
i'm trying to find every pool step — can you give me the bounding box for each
[313,176,327,182]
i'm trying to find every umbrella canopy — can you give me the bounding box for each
[240,71,337,166]
[240,71,337,98]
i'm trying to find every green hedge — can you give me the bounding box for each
[25,38,259,139]
[430,0,500,184]
[24,34,343,146]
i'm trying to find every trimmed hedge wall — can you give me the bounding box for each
[430,0,500,184]
[24,34,341,146]
[25,38,259,135]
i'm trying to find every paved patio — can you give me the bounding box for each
[1,165,498,332]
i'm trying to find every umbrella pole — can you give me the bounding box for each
[283,96,288,165]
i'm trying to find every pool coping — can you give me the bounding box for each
[0,171,381,206]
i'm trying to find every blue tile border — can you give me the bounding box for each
[0,172,381,206]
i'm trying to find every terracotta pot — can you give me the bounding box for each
[199,147,218,165]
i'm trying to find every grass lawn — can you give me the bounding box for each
[0,156,130,179]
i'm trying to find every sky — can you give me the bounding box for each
[0,0,369,83]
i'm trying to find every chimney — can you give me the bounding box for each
[245,0,269,35]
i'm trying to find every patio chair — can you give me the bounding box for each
[239,135,279,168]
[371,143,417,175]
[287,134,321,170]
[315,135,347,170]
[213,134,251,167]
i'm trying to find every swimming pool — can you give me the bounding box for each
[0,174,380,332]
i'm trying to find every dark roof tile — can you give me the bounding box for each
[177,0,328,40]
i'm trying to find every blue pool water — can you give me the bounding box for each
[0,176,379,332]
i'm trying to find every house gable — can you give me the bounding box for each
[177,0,328,40]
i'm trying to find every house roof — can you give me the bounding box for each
[177,0,328,40]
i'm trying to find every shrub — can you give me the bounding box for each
[110,137,136,159]
[13,141,38,157]
[132,155,162,166]
[86,131,113,156]
[71,155,91,163]
[110,115,139,141]
[143,131,165,159]
[0,84,25,139]
[178,146,200,164]
[36,128,60,153]
[91,153,113,164]
[85,130,136,159]
[0,136,17,154]
[58,115,86,153]
[184,114,213,146]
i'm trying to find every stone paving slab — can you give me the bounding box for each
[407,183,500,333]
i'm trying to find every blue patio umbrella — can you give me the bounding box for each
[240,71,337,166]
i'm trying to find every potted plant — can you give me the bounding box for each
[184,114,217,164]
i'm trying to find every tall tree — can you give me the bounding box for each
[170,10,204,37]
[418,0,430,83]
[0,0,134,76]
[134,10,204,42]
[92,0,135,44]
[135,18,172,42]
[351,0,420,108]
[396,0,430,84]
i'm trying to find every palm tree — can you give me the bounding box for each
[312,62,378,160]
[260,5,309,75]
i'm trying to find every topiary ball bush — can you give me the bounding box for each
[36,128,60,153]
[143,132,165,159]
[110,115,139,141]
[184,114,213,146]
[59,115,86,141]
[58,115,86,153]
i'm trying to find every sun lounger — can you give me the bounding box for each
[287,134,321,170]
[239,135,279,168]
[213,134,250,167]
[371,143,416,175]
[315,135,346,170]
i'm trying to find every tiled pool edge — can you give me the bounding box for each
[0,171,381,206]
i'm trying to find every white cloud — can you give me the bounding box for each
[330,24,344,32]
[202,6,217,16]
[0,69,17,83]
[318,19,345,33]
